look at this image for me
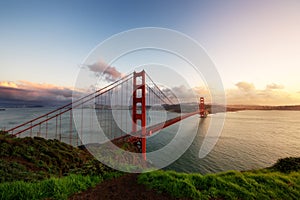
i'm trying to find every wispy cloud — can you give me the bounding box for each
[87,60,123,82]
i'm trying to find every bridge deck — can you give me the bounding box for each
[112,110,200,142]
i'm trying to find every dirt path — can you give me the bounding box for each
[69,173,190,200]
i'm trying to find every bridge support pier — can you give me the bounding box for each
[132,70,147,160]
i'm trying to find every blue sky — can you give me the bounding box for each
[0,0,300,105]
[0,0,205,86]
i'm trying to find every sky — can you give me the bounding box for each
[0,0,300,106]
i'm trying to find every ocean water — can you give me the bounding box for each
[1,108,299,174]
[161,110,300,173]
[0,107,56,131]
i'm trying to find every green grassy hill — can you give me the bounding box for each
[139,157,300,200]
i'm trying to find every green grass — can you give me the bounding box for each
[138,160,300,200]
[0,172,123,200]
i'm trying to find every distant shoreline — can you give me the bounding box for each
[225,105,300,112]
[164,104,300,114]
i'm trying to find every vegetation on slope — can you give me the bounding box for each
[271,157,300,173]
[138,157,300,200]
[0,131,126,200]
[0,131,114,183]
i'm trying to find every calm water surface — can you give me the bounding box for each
[161,110,300,173]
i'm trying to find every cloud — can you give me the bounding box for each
[235,82,255,92]
[266,83,284,90]
[1,79,297,107]
[0,81,76,106]
[0,86,30,101]
[0,81,18,88]
[227,82,300,105]
[164,82,299,105]
[87,60,123,82]
[162,85,191,99]
[160,85,211,104]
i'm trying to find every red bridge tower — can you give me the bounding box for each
[132,70,147,160]
[199,97,207,118]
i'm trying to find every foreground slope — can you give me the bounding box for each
[139,157,300,200]
[1,131,299,199]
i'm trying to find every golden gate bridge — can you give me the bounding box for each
[6,70,207,160]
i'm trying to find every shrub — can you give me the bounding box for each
[272,157,300,173]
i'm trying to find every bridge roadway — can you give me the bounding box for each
[112,110,200,143]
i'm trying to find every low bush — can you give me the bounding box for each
[271,157,300,173]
